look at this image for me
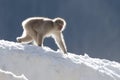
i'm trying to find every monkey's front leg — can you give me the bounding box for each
[54,32,67,54]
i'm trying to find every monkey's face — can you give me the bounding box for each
[55,20,64,30]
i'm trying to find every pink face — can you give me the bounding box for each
[55,20,64,30]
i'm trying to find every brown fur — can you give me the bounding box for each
[17,17,67,54]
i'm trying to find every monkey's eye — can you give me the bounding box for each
[57,21,61,23]
[55,20,63,25]
[58,21,63,25]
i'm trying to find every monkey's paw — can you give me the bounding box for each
[16,37,22,43]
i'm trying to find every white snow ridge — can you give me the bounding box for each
[0,40,120,80]
[0,69,27,80]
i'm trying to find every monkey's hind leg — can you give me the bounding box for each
[17,34,32,43]
[27,29,43,47]
[36,33,44,47]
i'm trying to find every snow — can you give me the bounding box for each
[0,40,120,80]
[0,69,27,80]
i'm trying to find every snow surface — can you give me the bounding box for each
[0,69,27,80]
[0,40,120,80]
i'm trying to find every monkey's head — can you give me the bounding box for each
[53,17,66,31]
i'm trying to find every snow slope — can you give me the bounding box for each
[0,40,120,80]
[0,69,27,80]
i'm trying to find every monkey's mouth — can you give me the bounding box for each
[58,25,63,30]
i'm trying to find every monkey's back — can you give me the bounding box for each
[22,17,50,27]
[22,17,55,36]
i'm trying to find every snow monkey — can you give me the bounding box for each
[17,17,67,54]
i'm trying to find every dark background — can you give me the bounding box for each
[0,0,120,62]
